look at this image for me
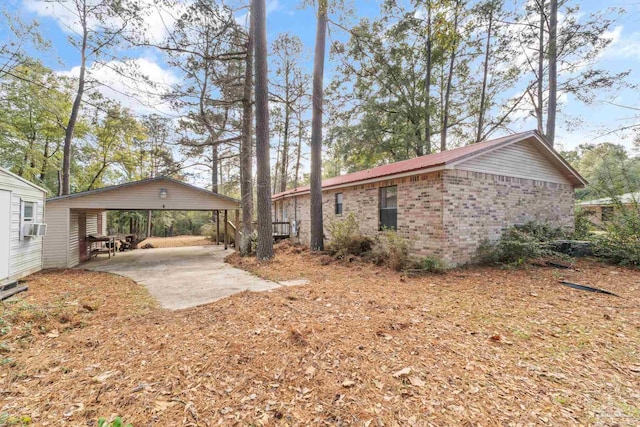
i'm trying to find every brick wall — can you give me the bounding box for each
[277,171,447,257]
[274,169,576,266]
[441,169,575,265]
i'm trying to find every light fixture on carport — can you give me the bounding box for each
[159,188,167,199]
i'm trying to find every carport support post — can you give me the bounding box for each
[235,209,240,248]
[224,210,228,250]
[216,210,220,245]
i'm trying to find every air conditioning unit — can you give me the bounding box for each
[23,223,47,237]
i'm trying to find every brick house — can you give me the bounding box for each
[578,192,640,227]
[272,131,587,266]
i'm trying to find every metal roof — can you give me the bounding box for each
[578,192,640,206]
[273,130,586,201]
[47,176,240,205]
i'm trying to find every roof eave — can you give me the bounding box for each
[0,167,49,194]
[47,176,240,205]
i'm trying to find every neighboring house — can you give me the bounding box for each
[44,176,240,268]
[0,167,48,285]
[577,192,640,227]
[272,130,587,266]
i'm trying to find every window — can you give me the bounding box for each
[282,202,288,222]
[601,206,614,222]
[23,201,35,223]
[20,201,35,240]
[335,193,343,215]
[379,186,397,230]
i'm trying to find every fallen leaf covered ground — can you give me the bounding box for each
[144,235,214,248]
[1,242,639,426]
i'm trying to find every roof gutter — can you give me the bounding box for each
[272,165,451,201]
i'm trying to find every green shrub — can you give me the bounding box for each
[573,207,593,239]
[368,229,414,271]
[421,256,447,273]
[327,213,373,258]
[592,208,640,266]
[477,221,567,265]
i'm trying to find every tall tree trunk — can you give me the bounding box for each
[211,142,218,193]
[146,210,152,237]
[310,0,328,252]
[424,0,432,155]
[294,114,303,189]
[476,8,493,143]
[218,151,223,192]
[62,1,88,195]
[273,128,281,194]
[440,0,460,152]
[240,6,255,257]
[546,0,557,146]
[536,0,545,134]
[279,65,291,193]
[40,138,50,182]
[253,0,274,260]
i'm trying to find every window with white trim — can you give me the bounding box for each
[335,193,343,215]
[379,186,397,230]
[20,200,35,239]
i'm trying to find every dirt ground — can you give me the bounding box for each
[144,235,214,248]
[1,242,639,426]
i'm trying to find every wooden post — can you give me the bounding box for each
[216,210,220,245]
[235,209,240,249]
[224,210,228,250]
[146,210,152,238]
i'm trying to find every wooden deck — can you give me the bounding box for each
[272,222,290,241]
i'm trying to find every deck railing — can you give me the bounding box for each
[272,221,290,238]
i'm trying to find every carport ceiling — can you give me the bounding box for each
[46,177,240,211]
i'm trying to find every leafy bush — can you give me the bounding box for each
[327,213,373,258]
[592,208,640,266]
[477,221,567,265]
[421,256,447,273]
[368,229,414,271]
[573,207,593,239]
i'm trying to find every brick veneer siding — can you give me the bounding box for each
[274,169,575,266]
[441,169,575,265]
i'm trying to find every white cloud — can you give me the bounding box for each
[601,26,640,60]
[22,0,188,42]
[60,57,180,116]
[267,0,281,15]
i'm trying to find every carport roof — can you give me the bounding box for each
[47,176,240,208]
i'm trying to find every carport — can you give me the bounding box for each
[43,177,240,268]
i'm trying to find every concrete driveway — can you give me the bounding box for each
[80,245,295,310]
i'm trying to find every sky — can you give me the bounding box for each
[3,0,640,184]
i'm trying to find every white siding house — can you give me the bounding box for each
[0,167,48,285]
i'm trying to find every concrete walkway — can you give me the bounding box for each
[79,245,295,310]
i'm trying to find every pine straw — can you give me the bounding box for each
[1,243,639,426]
[144,236,213,248]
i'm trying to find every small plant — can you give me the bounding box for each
[98,417,133,427]
[477,221,567,265]
[0,413,32,425]
[421,256,446,273]
[327,213,373,258]
[368,229,413,271]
